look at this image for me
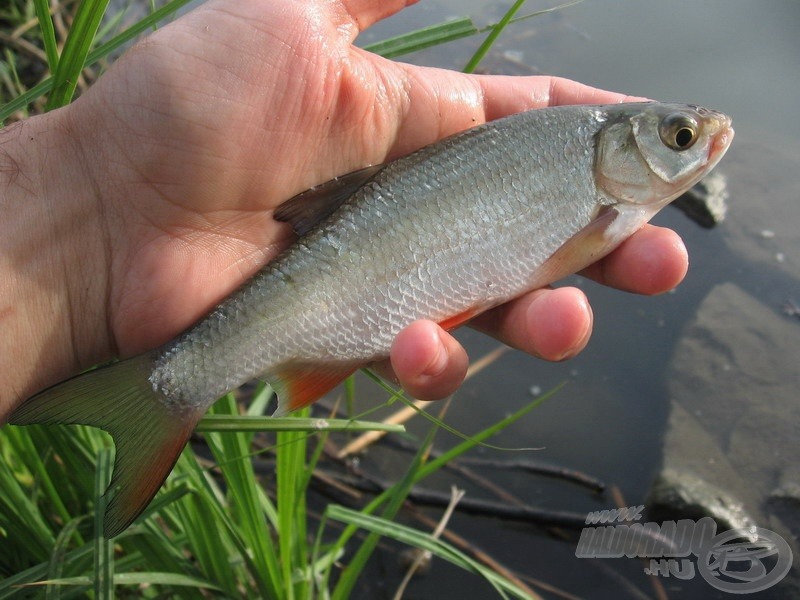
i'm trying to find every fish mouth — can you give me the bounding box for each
[708,115,735,162]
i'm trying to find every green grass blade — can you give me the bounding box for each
[0,77,50,122]
[114,572,224,591]
[362,369,541,451]
[47,0,112,110]
[171,492,239,594]
[171,450,266,597]
[464,0,585,73]
[331,424,438,600]
[85,0,192,63]
[0,536,95,599]
[246,380,273,416]
[135,483,193,525]
[83,0,192,64]
[33,0,59,71]
[0,437,55,564]
[12,426,77,536]
[325,386,556,596]
[196,414,405,434]
[18,573,223,591]
[1,0,193,121]
[320,385,560,593]
[156,478,231,588]
[328,506,536,599]
[344,375,356,417]
[204,395,283,598]
[463,0,528,73]
[363,17,479,58]
[46,518,86,600]
[93,448,114,599]
[412,385,562,481]
[276,409,310,600]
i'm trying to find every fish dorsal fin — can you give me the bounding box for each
[273,164,386,236]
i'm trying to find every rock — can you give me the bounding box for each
[666,283,800,501]
[672,171,729,228]
[652,282,800,593]
[647,468,756,533]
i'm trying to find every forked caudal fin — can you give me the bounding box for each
[9,355,202,538]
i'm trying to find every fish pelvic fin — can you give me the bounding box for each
[9,355,201,538]
[269,362,357,417]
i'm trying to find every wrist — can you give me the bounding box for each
[0,108,112,421]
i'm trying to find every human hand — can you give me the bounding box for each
[0,0,687,419]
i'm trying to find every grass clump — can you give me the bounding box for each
[2,380,553,598]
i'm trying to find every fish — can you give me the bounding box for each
[9,102,733,537]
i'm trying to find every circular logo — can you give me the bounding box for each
[697,527,793,594]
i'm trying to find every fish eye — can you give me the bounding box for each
[659,114,698,151]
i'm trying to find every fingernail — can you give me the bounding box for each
[553,299,593,361]
[421,331,449,377]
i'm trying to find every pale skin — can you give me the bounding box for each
[0,0,688,423]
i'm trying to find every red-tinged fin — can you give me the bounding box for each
[438,308,481,332]
[274,164,386,236]
[269,362,357,417]
[9,355,202,538]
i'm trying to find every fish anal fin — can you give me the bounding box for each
[438,308,481,331]
[269,362,357,417]
[273,164,386,236]
[9,355,202,538]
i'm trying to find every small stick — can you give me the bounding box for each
[393,486,465,600]
[321,472,589,529]
[408,506,544,600]
[0,32,48,62]
[457,457,605,493]
[611,484,669,600]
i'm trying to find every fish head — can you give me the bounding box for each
[596,102,733,207]
[593,103,733,245]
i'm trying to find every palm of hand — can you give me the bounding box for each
[76,1,482,355]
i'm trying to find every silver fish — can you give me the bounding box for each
[10,102,733,536]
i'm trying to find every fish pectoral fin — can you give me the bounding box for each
[273,164,386,236]
[534,205,622,286]
[9,355,202,538]
[268,362,358,417]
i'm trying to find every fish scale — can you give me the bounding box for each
[9,102,733,537]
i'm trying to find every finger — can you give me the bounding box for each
[476,75,648,121]
[385,320,469,400]
[338,0,419,36]
[388,67,645,159]
[470,287,593,361]
[580,224,688,295]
